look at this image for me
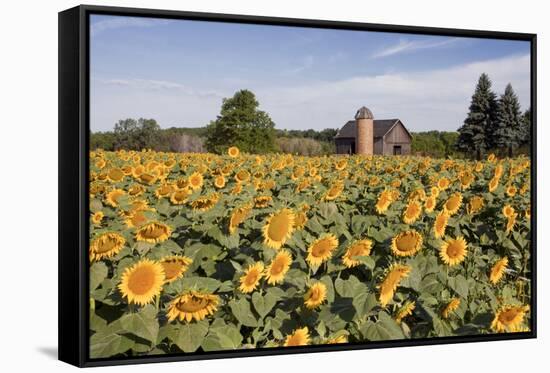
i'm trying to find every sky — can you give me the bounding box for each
[90,15,531,133]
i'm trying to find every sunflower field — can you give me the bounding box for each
[88,147,532,358]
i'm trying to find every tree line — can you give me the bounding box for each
[91,78,531,158]
[456,73,530,159]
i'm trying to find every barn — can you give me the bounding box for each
[334,107,412,155]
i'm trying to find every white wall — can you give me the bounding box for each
[0,0,546,371]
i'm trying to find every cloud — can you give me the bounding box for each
[90,54,530,133]
[255,53,530,132]
[371,37,461,59]
[90,17,172,37]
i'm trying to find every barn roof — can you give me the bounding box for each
[334,119,404,139]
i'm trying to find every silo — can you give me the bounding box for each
[355,106,374,155]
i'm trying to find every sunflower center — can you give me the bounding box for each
[142,224,166,239]
[446,197,460,210]
[127,267,156,295]
[96,237,118,253]
[309,288,321,301]
[162,261,184,280]
[396,234,418,252]
[349,243,368,257]
[267,213,290,241]
[176,296,209,312]
[311,239,332,257]
[244,270,261,286]
[499,309,520,324]
[446,242,462,258]
[270,260,285,275]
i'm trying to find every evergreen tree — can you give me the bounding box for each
[493,84,523,157]
[205,89,276,154]
[456,73,497,159]
[520,107,532,146]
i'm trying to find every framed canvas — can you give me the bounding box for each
[58,4,537,367]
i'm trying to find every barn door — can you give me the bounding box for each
[393,145,402,155]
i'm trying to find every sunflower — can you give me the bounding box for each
[107,167,125,183]
[118,259,165,306]
[125,210,149,228]
[190,193,220,212]
[167,291,220,322]
[375,190,393,214]
[229,203,253,234]
[491,304,530,333]
[89,232,125,261]
[138,172,159,186]
[391,230,423,257]
[506,213,518,234]
[490,257,509,285]
[395,301,416,324]
[227,146,240,158]
[214,175,226,189]
[170,188,192,205]
[262,208,295,249]
[342,239,373,268]
[306,234,339,267]
[437,177,450,190]
[188,172,204,190]
[239,262,264,293]
[235,169,251,183]
[128,184,145,197]
[467,196,484,215]
[105,189,126,208]
[95,158,106,169]
[442,298,461,319]
[294,211,308,230]
[91,211,104,225]
[265,250,292,285]
[444,192,463,216]
[324,183,344,201]
[430,186,440,198]
[433,211,449,239]
[379,264,411,307]
[160,255,193,283]
[502,204,515,218]
[154,183,175,199]
[402,200,422,224]
[304,282,327,309]
[284,327,310,347]
[439,236,468,266]
[488,176,500,192]
[424,196,436,213]
[135,221,172,243]
[255,195,272,208]
[506,185,517,197]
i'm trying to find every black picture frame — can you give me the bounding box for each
[58,4,537,367]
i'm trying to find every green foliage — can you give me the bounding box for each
[205,90,277,154]
[456,73,498,158]
[412,131,460,158]
[493,84,525,156]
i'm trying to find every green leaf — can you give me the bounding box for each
[448,274,469,298]
[202,322,243,351]
[90,332,134,358]
[229,297,258,327]
[119,305,159,344]
[90,199,103,213]
[360,312,405,341]
[168,320,209,353]
[90,262,108,291]
[252,291,279,319]
[178,277,221,292]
